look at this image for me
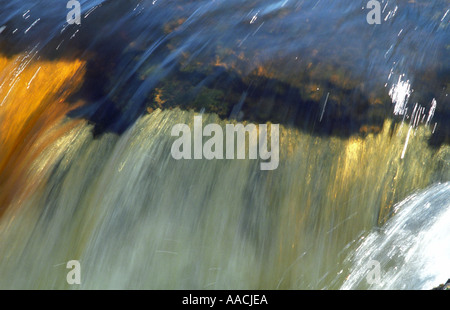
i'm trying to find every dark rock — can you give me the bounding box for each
[432,279,450,290]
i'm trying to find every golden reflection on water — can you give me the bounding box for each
[0,55,86,216]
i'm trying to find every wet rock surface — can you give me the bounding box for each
[432,279,450,290]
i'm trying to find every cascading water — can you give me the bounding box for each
[341,182,450,290]
[0,107,447,289]
[0,0,448,290]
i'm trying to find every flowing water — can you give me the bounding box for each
[0,0,449,289]
[342,182,450,290]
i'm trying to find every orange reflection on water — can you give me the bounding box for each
[0,55,86,217]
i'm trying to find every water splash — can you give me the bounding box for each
[341,182,450,290]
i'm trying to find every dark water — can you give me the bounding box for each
[1,0,448,140]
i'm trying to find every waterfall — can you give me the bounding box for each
[0,105,447,289]
[0,0,448,290]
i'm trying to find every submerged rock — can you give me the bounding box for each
[432,279,450,290]
[0,0,448,144]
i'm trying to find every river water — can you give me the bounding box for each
[0,0,449,289]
